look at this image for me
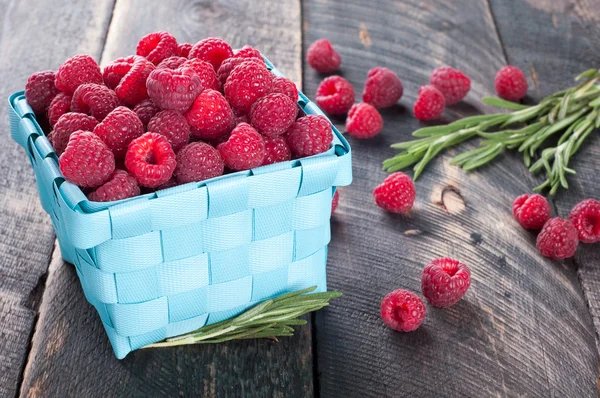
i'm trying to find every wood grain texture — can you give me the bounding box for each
[303,0,598,396]
[0,1,115,397]
[19,1,311,397]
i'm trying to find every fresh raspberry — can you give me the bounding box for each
[25,71,60,114]
[217,123,266,171]
[373,172,416,214]
[495,66,528,101]
[136,31,178,65]
[315,76,354,115]
[59,130,115,187]
[125,132,177,188]
[224,60,273,113]
[182,59,220,91]
[421,258,471,308]
[146,67,203,113]
[512,194,551,230]
[569,199,600,243]
[250,93,298,137]
[87,169,140,202]
[536,218,579,259]
[189,37,233,70]
[48,93,72,127]
[175,142,224,184]
[271,76,298,103]
[177,43,192,58]
[184,89,233,140]
[262,136,291,165]
[133,99,160,129]
[147,110,190,152]
[103,56,137,89]
[234,45,262,59]
[94,106,144,158]
[217,57,264,87]
[71,83,120,121]
[362,67,403,108]
[55,55,103,95]
[50,112,98,155]
[345,103,383,139]
[157,56,188,70]
[306,39,341,73]
[286,115,332,157]
[331,190,340,215]
[114,56,155,106]
[380,289,426,332]
[414,85,445,121]
[430,66,471,105]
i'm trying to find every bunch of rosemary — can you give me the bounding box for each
[383,69,600,195]
[145,286,341,348]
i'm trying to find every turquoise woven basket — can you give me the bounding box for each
[8,57,352,359]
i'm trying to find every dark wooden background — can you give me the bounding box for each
[1,0,600,397]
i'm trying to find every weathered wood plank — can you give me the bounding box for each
[0,1,115,397]
[303,0,598,396]
[19,1,311,397]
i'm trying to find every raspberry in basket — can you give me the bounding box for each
[569,199,600,243]
[114,56,156,106]
[147,67,203,113]
[224,60,273,113]
[262,136,292,165]
[430,66,471,105]
[185,89,234,141]
[345,103,383,139]
[147,110,190,152]
[373,172,415,214]
[287,115,333,157]
[421,257,471,308]
[413,85,445,121]
[59,130,115,187]
[182,59,220,91]
[157,56,188,70]
[136,31,178,65]
[71,83,120,121]
[103,56,137,89]
[234,45,262,59]
[189,37,234,70]
[87,169,140,202]
[94,106,144,159]
[362,67,403,109]
[125,132,177,188]
[177,43,192,58]
[315,76,355,115]
[380,289,426,332]
[55,54,103,95]
[25,71,60,114]
[512,194,551,230]
[536,217,578,259]
[250,93,298,137]
[48,93,72,127]
[271,76,298,103]
[306,39,341,73]
[133,99,160,129]
[218,123,266,171]
[218,57,264,87]
[50,112,98,155]
[175,142,224,184]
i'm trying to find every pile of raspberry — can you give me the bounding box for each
[24,33,334,202]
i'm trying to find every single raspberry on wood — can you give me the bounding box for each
[495,66,528,101]
[177,43,192,58]
[175,142,224,184]
[362,67,403,108]
[114,56,155,106]
[315,75,355,115]
[182,59,220,91]
[224,60,273,113]
[48,93,72,127]
[55,54,103,95]
[147,110,190,152]
[380,289,426,332]
[59,130,115,187]
[157,56,188,70]
[346,102,383,139]
[512,194,551,230]
[429,67,471,105]
[286,115,333,157]
[25,71,60,114]
[184,89,234,141]
[421,257,471,308]
[136,31,178,65]
[87,169,140,202]
[94,106,144,159]
[373,172,415,214]
[147,67,203,113]
[189,37,233,70]
[133,99,160,129]
[217,57,264,87]
[218,123,266,171]
[306,39,341,73]
[125,132,177,188]
[569,199,600,243]
[536,218,579,259]
[234,45,262,59]
[250,93,298,137]
[50,112,98,155]
[414,85,445,121]
[271,76,298,103]
[331,190,340,215]
[262,136,291,165]
[71,83,120,121]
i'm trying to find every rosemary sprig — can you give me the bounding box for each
[144,286,341,348]
[384,68,600,194]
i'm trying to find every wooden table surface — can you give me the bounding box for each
[2,0,600,397]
